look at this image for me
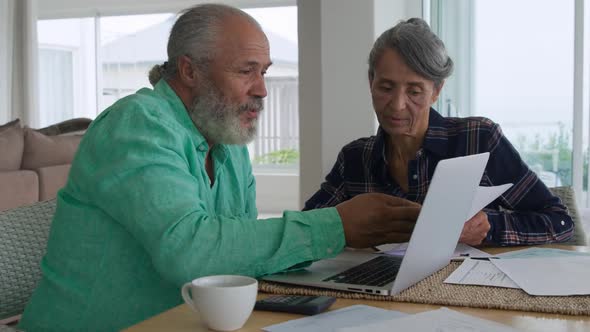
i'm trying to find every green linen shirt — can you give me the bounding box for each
[20,80,345,331]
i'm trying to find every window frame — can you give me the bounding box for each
[427,0,590,206]
[37,2,301,214]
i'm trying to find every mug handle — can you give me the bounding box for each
[181,283,199,312]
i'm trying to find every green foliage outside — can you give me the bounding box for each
[253,148,299,165]
[514,122,588,189]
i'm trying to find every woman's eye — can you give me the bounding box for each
[240,69,253,75]
[409,90,422,96]
[379,86,392,92]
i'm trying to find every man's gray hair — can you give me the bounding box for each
[149,3,261,86]
[368,18,453,88]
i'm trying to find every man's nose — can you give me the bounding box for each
[250,73,267,98]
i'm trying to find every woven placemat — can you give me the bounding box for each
[260,262,590,316]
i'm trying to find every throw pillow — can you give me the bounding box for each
[0,118,20,132]
[0,119,24,171]
[21,128,83,170]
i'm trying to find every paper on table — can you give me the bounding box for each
[496,247,590,259]
[262,305,406,332]
[338,307,519,332]
[444,258,520,289]
[466,183,513,220]
[376,183,511,256]
[377,243,491,259]
[491,256,590,296]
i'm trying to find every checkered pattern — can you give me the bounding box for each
[304,109,574,245]
[549,186,587,245]
[0,200,56,321]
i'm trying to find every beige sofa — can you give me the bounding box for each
[0,118,90,212]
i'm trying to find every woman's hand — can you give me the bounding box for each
[459,211,490,246]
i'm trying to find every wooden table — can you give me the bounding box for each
[125,245,590,332]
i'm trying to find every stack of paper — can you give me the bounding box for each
[377,242,491,259]
[444,259,520,289]
[263,306,518,332]
[262,305,406,332]
[339,307,518,332]
[445,247,590,296]
[491,256,590,296]
[377,184,513,259]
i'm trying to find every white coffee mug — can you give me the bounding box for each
[181,275,258,331]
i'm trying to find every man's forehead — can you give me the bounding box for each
[213,15,271,62]
[216,16,268,46]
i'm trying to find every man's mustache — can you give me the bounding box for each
[238,98,264,113]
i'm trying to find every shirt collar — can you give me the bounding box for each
[373,126,389,165]
[374,108,449,161]
[421,108,449,158]
[153,80,229,161]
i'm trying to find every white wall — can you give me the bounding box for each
[255,174,299,212]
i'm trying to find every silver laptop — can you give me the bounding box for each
[263,152,490,296]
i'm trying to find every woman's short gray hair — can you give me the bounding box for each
[368,18,453,88]
[149,3,261,86]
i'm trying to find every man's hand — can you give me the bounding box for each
[459,211,490,246]
[335,193,421,248]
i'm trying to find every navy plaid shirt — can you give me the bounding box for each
[304,109,574,246]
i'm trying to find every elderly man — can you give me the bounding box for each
[20,4,419,331]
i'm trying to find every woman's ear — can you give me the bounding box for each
[431,80,445,104]
[177,55,199,88]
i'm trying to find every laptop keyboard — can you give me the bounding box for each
[322,255,402,287]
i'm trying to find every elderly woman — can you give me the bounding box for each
[304,18,573,246]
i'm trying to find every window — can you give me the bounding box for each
[37,18,96,128]
[99,14,172,112]
[37,6,299,174]
[38,48,74,125]
[431,0,579,191]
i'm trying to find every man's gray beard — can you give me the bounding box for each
[188,80,263,145]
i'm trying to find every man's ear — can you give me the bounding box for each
[177,55,199,88]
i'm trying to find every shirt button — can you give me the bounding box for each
[198,146,207,152]
[412,174,418,180]
[561,220,565,226]
[327,248,333,254]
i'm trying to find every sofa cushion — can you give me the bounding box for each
[37,117,92,136]
[0,120,24,171]
[21,128,83,170]
[37,164,71,201]
[0,118,20,131]
[0,170,39,212]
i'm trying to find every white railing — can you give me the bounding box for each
[249,77,299,166]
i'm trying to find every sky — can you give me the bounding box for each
[98,6,298,45]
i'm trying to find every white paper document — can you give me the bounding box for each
[496,247,590,259]
[491,256,590,296]
[377,242,491,259]
[376,183,511,257]
[444,258,520,289]
[338,307,519,332]
[262,305,406,332]
[466,183,513,220]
